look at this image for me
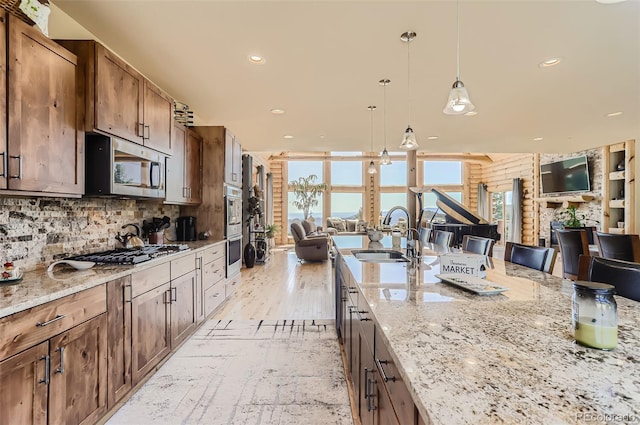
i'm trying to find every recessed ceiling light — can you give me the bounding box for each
[319,134,326,139]
[533,137,544,141]
[283,135,293,139]
[606,111,623,117]
[596,0,628,4]
[464,111,478,116]
[539,58,562,68]
[427,136,439,140]
[248,55,265,64]
[270,109,285,115]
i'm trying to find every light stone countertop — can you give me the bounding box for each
[333,235,640,425]
[0,240,225,319]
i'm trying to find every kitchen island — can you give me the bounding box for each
[333,235,640,425]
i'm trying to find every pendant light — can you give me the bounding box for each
[443,0,475,115]
[367,105,377,174]
[399,32,418,150]
[379,79,392,164]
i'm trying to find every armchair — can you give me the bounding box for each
[290,221,329,262]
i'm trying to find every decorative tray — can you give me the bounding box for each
[0,273,23,284]
[435,273,508,295]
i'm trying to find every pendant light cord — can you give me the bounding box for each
[407,37,411,125]
[456,0,460,80]
[370,106,374,153]
[383,84,387,150]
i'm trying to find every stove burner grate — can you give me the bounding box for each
[69,244,190,265]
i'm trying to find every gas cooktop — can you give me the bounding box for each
[69,244,190,265]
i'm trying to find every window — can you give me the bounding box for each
[380,193,407,225]
[330,193,363,220]
[423,161,462,185]
[288,161,323,182]
[380,161,406,186]
[287,191,324,234]
[331,161,362,186]
[420,192,462,224]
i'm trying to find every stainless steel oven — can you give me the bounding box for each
[226,234,242,277]
[225,185,243,238]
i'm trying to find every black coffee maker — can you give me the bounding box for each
[175,216,196,241]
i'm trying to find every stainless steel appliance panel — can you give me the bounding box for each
[225,185,243,237]
[226,235,242,277]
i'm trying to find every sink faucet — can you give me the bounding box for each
[382,206,410,227]
[406,228,422,260]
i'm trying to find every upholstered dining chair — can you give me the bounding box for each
[432,230,454,247]
[577,255,640,302]
[461,235,495,257]
[556,229,590,280]
[418,227,432,247]
[594,232,640,262]
[504,242,557,274]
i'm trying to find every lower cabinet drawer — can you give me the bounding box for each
[204,281,225,317]
[132,262,170,298]
[374,327,417,425]
[171,253,196,280]
[0,285,107,360]
[225,275,240,298]
[202,242,225,264]
[203,256,225,290]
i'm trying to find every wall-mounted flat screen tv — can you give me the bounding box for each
[540,155,591,195]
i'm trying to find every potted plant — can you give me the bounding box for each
[290,174,327,220]
[265,223,279,238]
[557,205,585,228]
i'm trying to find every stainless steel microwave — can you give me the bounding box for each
[85,135,166,199]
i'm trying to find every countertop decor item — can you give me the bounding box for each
[47,260,96,271]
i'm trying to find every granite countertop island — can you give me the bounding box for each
[0,240,224,319]
[333,235,640,425]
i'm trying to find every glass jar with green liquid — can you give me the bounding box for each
[572,281,618,350]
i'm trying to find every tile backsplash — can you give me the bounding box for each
[0,196,180,271]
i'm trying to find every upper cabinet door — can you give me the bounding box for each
[7,15,83,195]
[0,12,7,190]
[95,44,143,144]
[165,124,187,204]
[185,129,202,203]
[143,81,173,154]
[224,129,241,186]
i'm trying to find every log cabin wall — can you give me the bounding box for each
[479,154,537,246]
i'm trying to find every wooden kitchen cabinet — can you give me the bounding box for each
[106,276,132,407]
[1,13,83,196]
[224,129,242,187]
[57,40,174,155]
[166,123,202,205]
[200,241,226,318]
[0,341,48,425]
[48,314,108,425]
[170,270,197,348]
[0,285,107,425]
[131,264,172,385]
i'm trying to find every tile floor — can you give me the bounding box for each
[106,319,353,425]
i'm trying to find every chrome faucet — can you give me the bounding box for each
[382,206,410,227]
[406,228,422,260]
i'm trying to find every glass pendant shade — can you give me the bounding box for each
[367,160,377,174]
[399,126,418,150]
[380,148,391,165]
[443,79,474,114]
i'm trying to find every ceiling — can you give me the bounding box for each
[50,0,639,154]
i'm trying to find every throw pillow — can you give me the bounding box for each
[345,219,358,232]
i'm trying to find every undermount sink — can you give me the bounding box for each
[351,249,410,263]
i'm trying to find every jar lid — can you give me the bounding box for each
[573,281,616,294]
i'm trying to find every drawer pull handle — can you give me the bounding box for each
[36,315,65,327]
[39,355,50,385]
[55,347,65,374]
[124,284,133,303]
[376,359,396,382]
[348,288,358,294]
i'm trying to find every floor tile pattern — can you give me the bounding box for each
[107,319,352,425]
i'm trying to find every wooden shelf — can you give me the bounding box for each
[609,199,625,208]
[608,227,625,234]
[534,195,596,209]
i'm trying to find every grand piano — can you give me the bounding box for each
[413,187,500,247]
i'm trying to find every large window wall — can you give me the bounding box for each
[281,153,466,235]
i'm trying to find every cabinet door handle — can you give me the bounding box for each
[124,283,133,303]
[39,355,50,385]
[171,287,177,303]
[196,256,202,271]
[0,152,6,177]
[164,289,172,304]
[138,123,144,138]
[55,346,65,374]
[231,172,237,181]
[9,155,22,179]
[36,314,65,327]
[182,187,188,198]
[375,359,396,382]
[144,125,150,140]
